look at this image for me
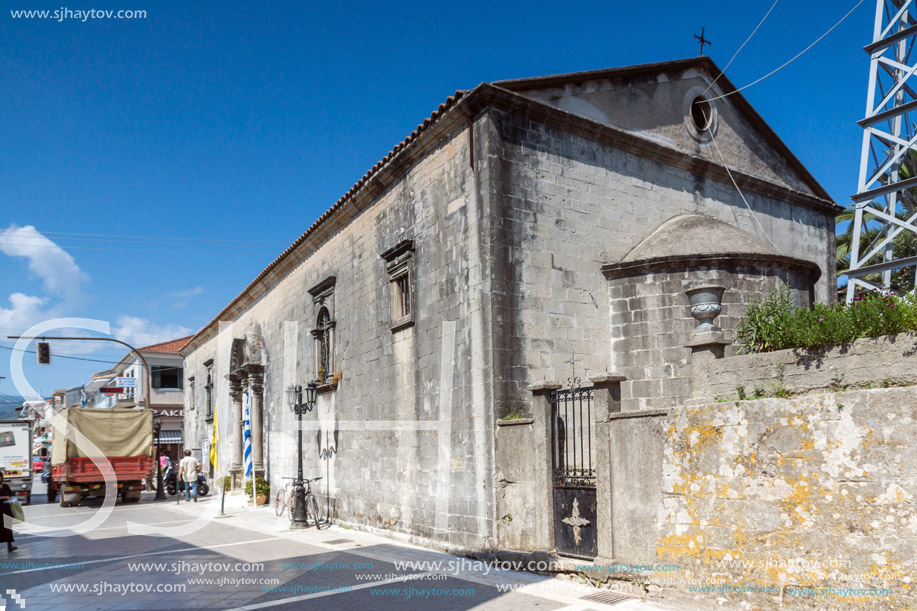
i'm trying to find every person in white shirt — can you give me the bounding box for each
[177,450,201,502]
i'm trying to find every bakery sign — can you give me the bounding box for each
[152,406,184,419]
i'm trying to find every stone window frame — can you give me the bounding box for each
[204,359,214,421]
[380,239,415,332]
[308,275,337,391]
[187,376,195,411]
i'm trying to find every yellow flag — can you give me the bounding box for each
[210,398,218,467]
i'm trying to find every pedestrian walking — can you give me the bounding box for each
[0,471,18,552]
[177,450,201,503]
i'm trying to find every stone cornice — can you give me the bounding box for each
[601,252,823,281]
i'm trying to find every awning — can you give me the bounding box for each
[154,430,183,445]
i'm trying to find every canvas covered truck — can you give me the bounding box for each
[0,420,33,504]
[48,407,154,507]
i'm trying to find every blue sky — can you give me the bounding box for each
[0,0,869,396]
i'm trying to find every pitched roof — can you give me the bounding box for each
[182,58,838,354]
[494,56,832,203]
[139,335,194,354]
[180,89,468,354]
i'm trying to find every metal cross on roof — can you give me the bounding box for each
[694,27,711,56]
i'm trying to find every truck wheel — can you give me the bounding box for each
[47,486,56,503]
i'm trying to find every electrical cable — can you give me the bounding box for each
[0,241,277,256]
[0,235,281,249]
[703,0,780,97]
[34,230,289,245]
[702,108,785,255]
[0,344,134,364]
[706,0,864,102]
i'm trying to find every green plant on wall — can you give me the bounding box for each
[830,368,849,392]
[772,362,790,398]
[737,288,917,354]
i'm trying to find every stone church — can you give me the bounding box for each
[181,57,838,562]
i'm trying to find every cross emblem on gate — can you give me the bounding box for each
[562,497,591,547]
[564,349,581,389]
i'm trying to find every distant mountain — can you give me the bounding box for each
[0,394,25,420]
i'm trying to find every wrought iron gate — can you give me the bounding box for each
[551,385,597,559]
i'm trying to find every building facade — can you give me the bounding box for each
[86,337,191,464]
[181,58,839,555]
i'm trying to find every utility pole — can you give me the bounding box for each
[847,0,917,301]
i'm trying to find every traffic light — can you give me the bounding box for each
[36,342,51,365]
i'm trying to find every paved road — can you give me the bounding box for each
[0,478,672,611]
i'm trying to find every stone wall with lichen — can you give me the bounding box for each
[693,333,917,403]
[652,386,916,610]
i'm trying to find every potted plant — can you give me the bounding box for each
[244,477,270,506]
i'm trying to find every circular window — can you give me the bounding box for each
[683,86,718,142]
[690,97,713,131]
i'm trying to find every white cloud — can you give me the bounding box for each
[167,286,204,309]
[0,292,47,330]
[0,225,89,304]
[113,316,194,348]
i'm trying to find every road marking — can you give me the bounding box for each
[0,536,282,575]
[225,572,437,610]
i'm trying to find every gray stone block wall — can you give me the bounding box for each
[694,333,917,401]
[607,264,812,411]
[485,108,829,414]
[179,94,838,557]
[184,119,497,549]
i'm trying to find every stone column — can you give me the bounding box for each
[686,330,730,402]
[529,382,561,551]
[590,373,626,563]
[229,376,243,488]
[249,368,265,477]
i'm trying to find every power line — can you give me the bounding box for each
[0,235,281,250]
[702,107,784,255]
[34,230,289,245]
[0,241,278,256]
[706,0,864,102]
[702,0,780,97]
[0,344,128,364]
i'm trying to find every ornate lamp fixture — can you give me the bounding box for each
[285,382,317,527]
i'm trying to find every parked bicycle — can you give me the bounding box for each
[274,476,327,528]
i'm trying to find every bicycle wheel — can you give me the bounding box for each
[274,487,286,517]
[308,495,327,530]
[288,493,296,523]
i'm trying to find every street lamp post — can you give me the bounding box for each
[152,413,166,500]
[286,382,317,528]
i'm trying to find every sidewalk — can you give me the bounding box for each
[168,491,675,611]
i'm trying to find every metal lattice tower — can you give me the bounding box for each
[847,0,917,302]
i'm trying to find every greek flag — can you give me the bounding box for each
[242,390,253,478]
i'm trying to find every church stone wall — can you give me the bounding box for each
[607,264,814,411]
[487,107,834,553]
[184,117,499,550]
[486,108,832,411]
